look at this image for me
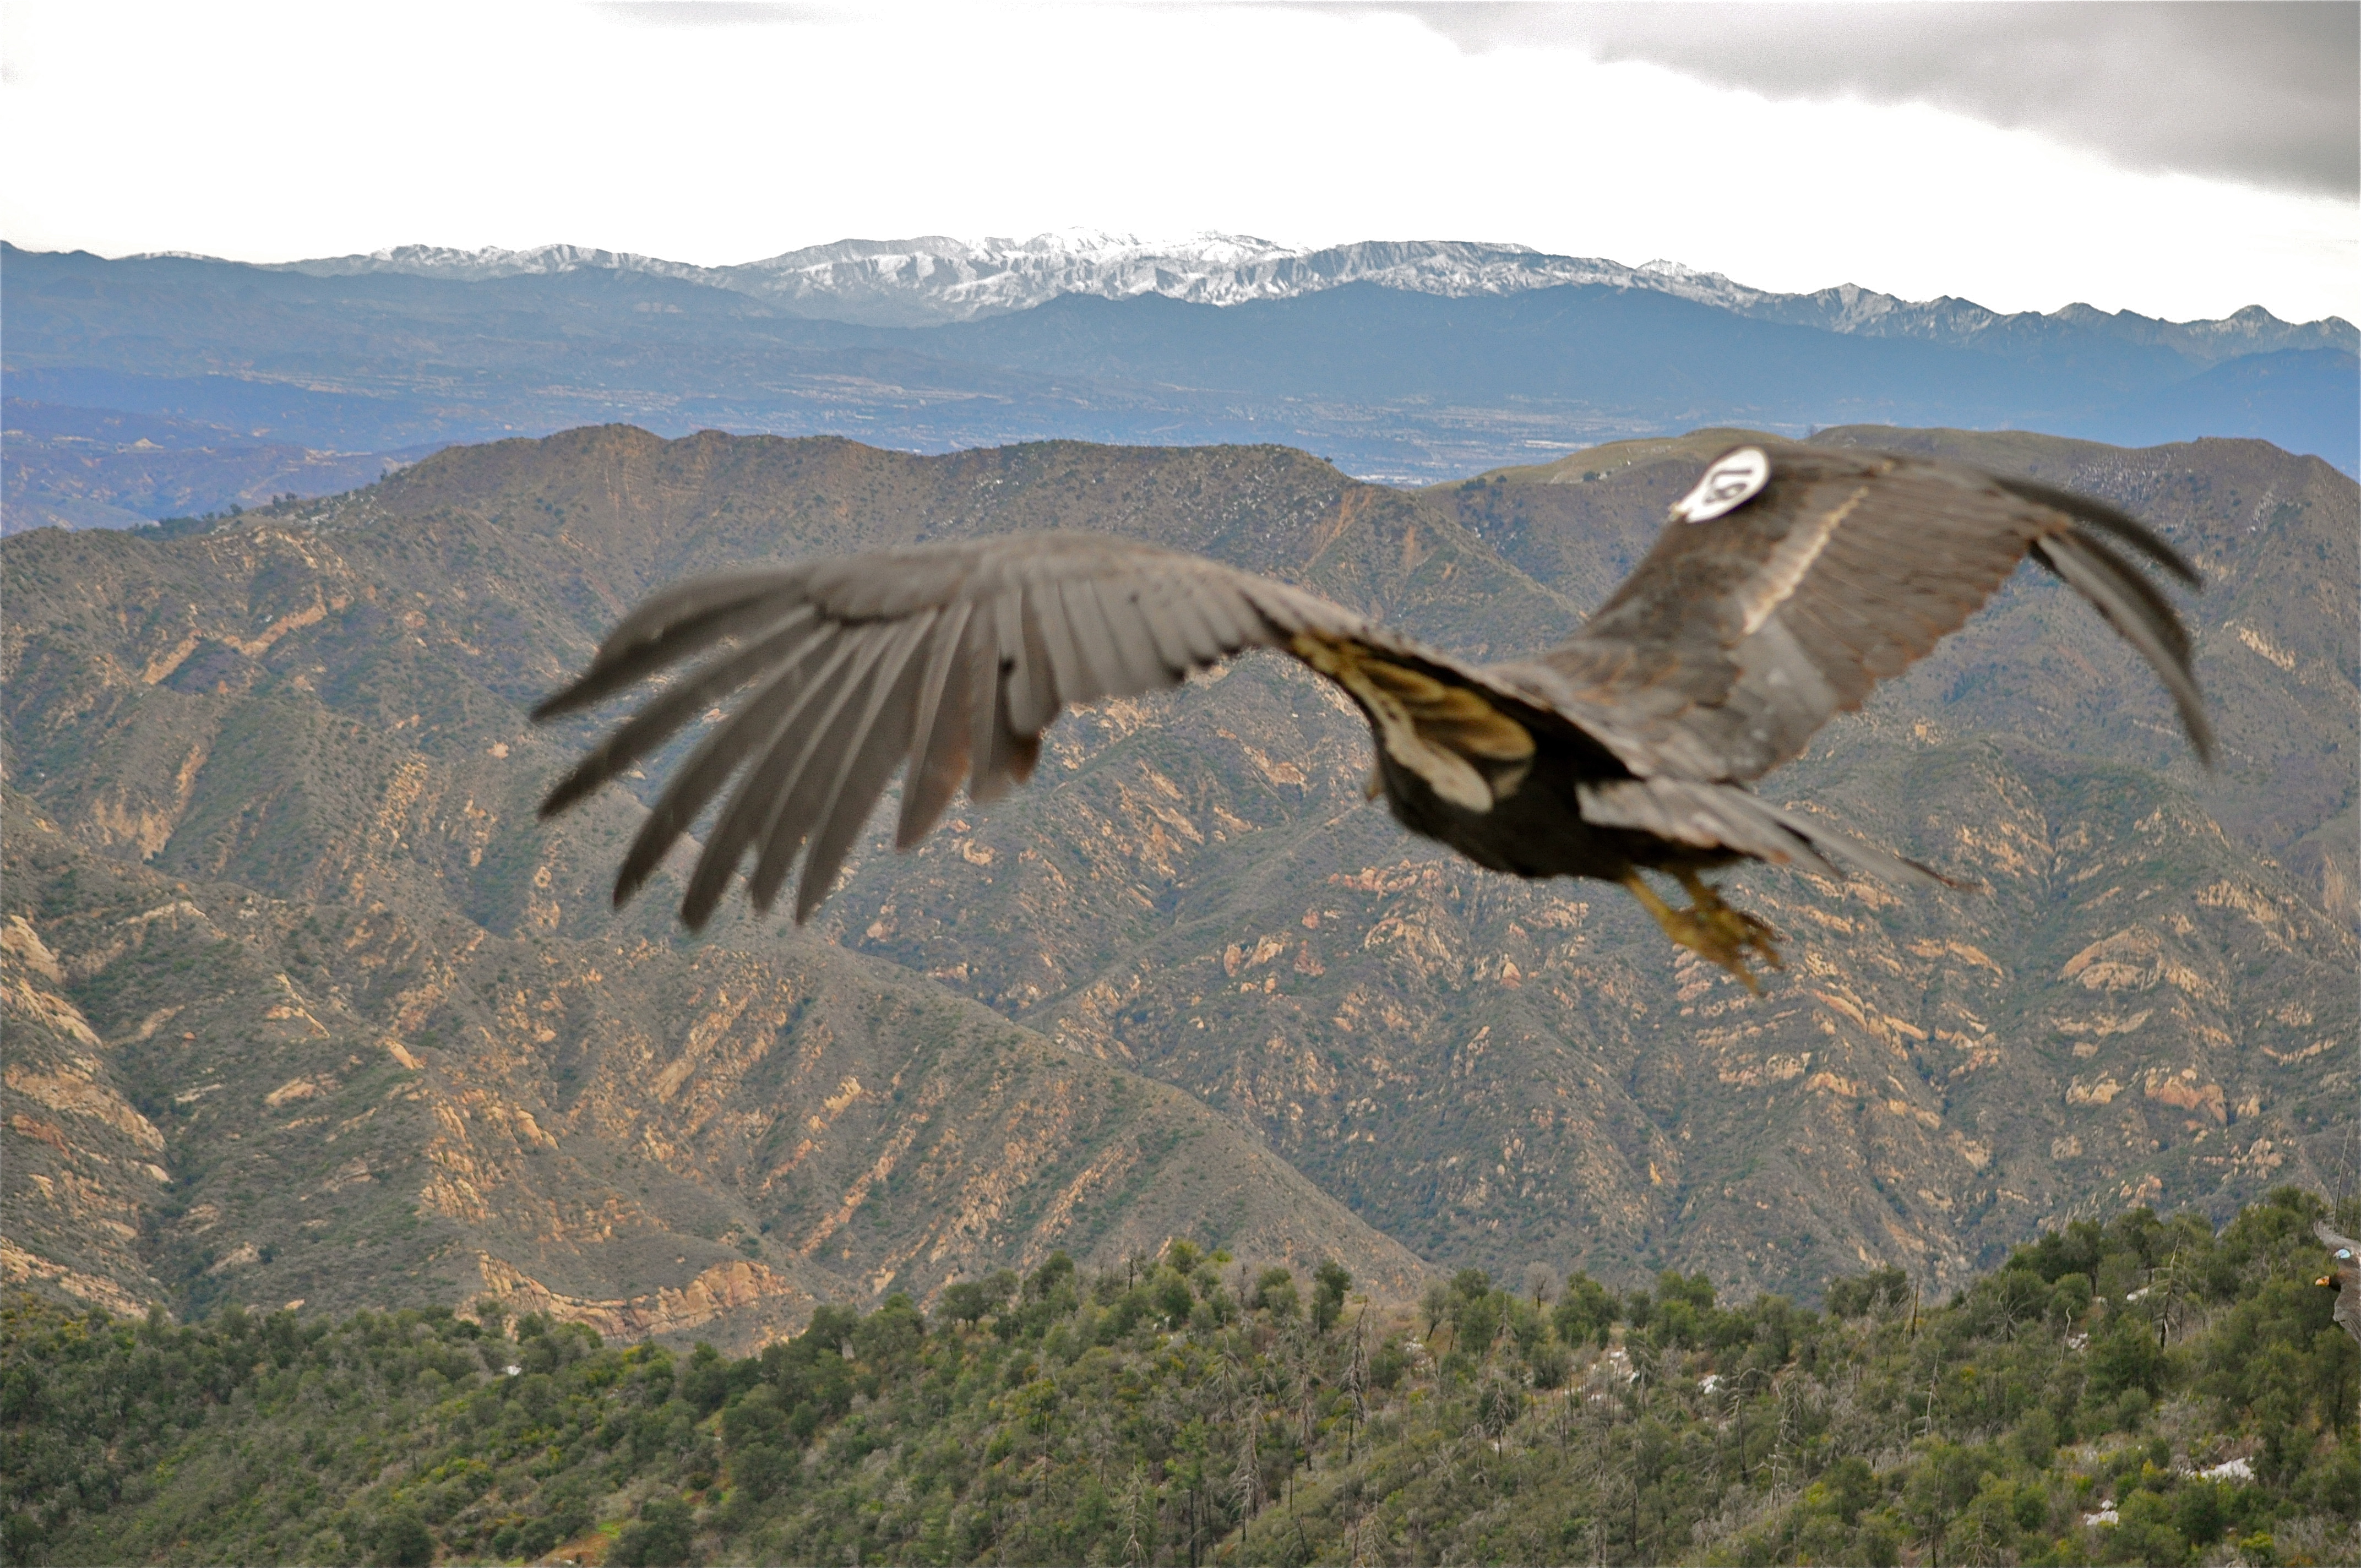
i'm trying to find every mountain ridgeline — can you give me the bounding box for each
[0,423,2353,1361]
[3,238,2353,536]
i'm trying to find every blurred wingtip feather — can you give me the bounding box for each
[1993,474,2201,587]
[2033,532,2216,764]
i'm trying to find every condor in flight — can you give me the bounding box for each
[537,444,2210,989]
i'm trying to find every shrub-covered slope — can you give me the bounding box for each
[4,1191,2354,1566]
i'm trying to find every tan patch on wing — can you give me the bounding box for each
[1290,634,1533,811]
[1736,484,1869,638]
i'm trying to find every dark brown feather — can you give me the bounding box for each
[1511,443,2207,783]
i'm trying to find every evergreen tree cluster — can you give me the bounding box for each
[3,1192,2353,1566]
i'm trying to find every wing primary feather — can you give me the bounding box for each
[2057,524,2193,663]
[1181,577,1254,650]
[541,533,1535,923]
[975,591,1045,801]
[738,617,929,918]
[790,631,934,922]
[1744,797,1959,889]
[537,606,820,818]
[902,599,972,781]
[1577,780,1837,877]
[611,624,846,911]
[1677,788,1838,879]
[902,700,976,839]
[674,628,885,928]
[1992,476,2201,586]
[2032,535,2215,762]
[1090,579,1170,690]
[534,573,806,719]
[1000,589,1058,736]
[967,599,1016,800]
[1077,575,1163,693]
[1237,580,1312,639]
[1057,577,1122,699]
[897,598,976,847]
[1019,587,1063,725]
[1579,780,1957,889]
[1136,590,1205,671]
[972,715,1040,801]
[724,620,919,922]
[1033,580,1098,706]
[1220,579,1277,646]
[755,614,939,907]
[596,569,806,657]
[1158,582,1229,663]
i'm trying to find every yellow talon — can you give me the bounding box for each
[1620,870,1784,993]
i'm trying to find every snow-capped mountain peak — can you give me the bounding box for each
[253,231,2352,357]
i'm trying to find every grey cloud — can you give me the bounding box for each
[1389,2,2358,198]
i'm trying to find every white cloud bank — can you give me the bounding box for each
[3,0,2353,323]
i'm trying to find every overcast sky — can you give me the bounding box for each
[4,1,2355,323]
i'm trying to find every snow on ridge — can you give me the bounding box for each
[245,231,2355,355]
[269,242,715,286]
[715,233,1707,325]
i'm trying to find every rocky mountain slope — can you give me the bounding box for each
[2,426,2349,1349]
[1,786,1424,1353]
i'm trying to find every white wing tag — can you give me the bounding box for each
[1670,448,1771,524]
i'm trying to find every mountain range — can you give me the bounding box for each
[268,232,2356,357]
[4,420,2351,1353]
[4,233,2353,537]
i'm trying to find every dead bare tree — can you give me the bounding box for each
[1119,1462,1151,1568]
[1229,1414,1263,1525]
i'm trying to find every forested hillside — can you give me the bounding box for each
[5,1192,2354,1566]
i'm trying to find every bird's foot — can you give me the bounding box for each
[1620,871,1784,994]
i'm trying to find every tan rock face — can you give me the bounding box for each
[471,1252,815,1344]
[1,915,65,981]
[3,1065,167,1151]
[0,1238,148,1316]
[0,426,2349,1331]
[0,899,172,1313]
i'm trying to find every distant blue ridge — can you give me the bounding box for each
[5,243,2352,532]
[2057,348,2358,475]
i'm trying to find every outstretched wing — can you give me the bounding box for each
[1496,444,2211,783]
[534,531,1538,928]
